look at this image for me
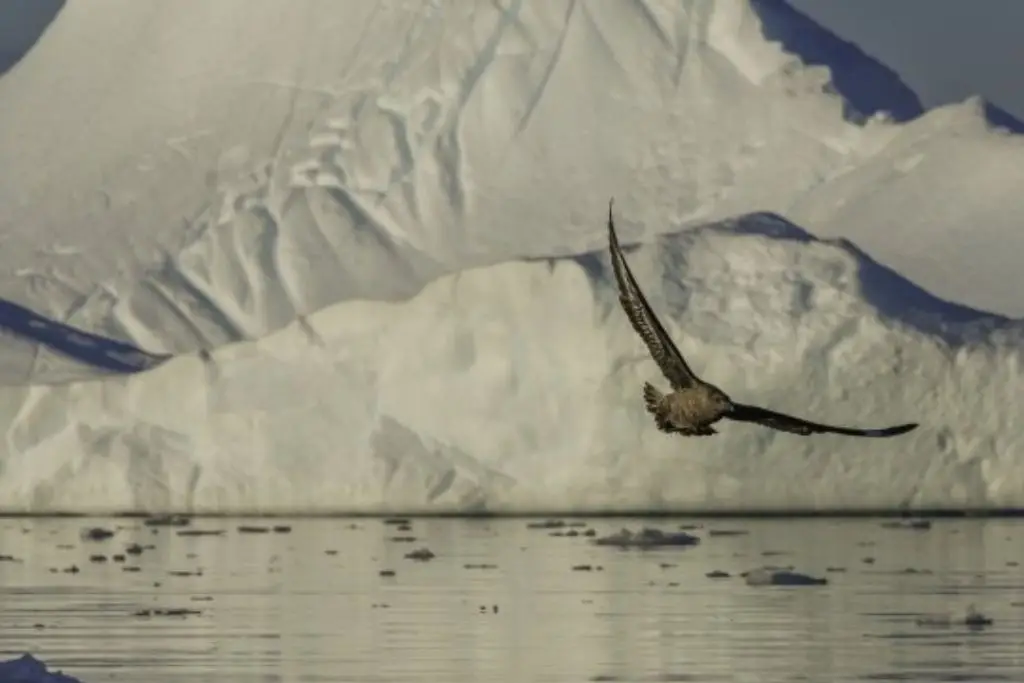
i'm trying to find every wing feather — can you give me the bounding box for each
[725,402,918,438]
[607,199,699,389]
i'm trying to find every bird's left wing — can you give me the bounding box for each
[607,199,700,389]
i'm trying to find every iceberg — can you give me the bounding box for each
[0,0,1021,513]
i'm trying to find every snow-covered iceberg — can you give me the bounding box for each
[0,0,1021,513]
[0,212,1019,514]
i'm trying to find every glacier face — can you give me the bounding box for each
[0,214,1020,514]
[0,0,1023,513]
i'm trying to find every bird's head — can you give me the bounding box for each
[709,388,733,412]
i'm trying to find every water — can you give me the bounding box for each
[2,516,1024,682]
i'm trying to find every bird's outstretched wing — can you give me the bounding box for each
[607,199,700,389]
[725,402,918,438]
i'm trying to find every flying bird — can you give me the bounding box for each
[606,199,918,438]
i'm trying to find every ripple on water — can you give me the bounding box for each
[1,516,1023,682]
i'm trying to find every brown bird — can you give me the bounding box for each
[606,199,918,438]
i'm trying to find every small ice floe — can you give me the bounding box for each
[0,654,83,683]
[742,565,828,586]
[144,515,192,528]
[133,608,201,618]
[707,528,749,537]
[80,527,115,542]
[527,519,569,529]
[592,527,700,549]
[916,604,993,629]
[880,519,932,531]
[404,547,436,561]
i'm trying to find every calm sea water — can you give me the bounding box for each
[1,516,1023,682]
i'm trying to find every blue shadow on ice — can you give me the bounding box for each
[0,653,82,683]
[980,101,1024,135]
[0,298,171,380]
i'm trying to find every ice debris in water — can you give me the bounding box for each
[0,654,83,683]
[742,566,828,586]
[592,527,701,549]
[916,604,993,628]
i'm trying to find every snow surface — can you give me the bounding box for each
[0,0,1021,513]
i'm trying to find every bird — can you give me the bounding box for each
[605,198,919,438]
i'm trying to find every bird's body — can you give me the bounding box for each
[606,199,918,439]
[642,381,726,436]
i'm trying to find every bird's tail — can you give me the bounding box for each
[642,381,672,425]
[642,382,663,415]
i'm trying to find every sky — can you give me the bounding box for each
[0,0,62,77]
[788,0,1024,121]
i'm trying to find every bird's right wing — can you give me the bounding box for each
[725,402,918,438]
[607,199,699,389]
